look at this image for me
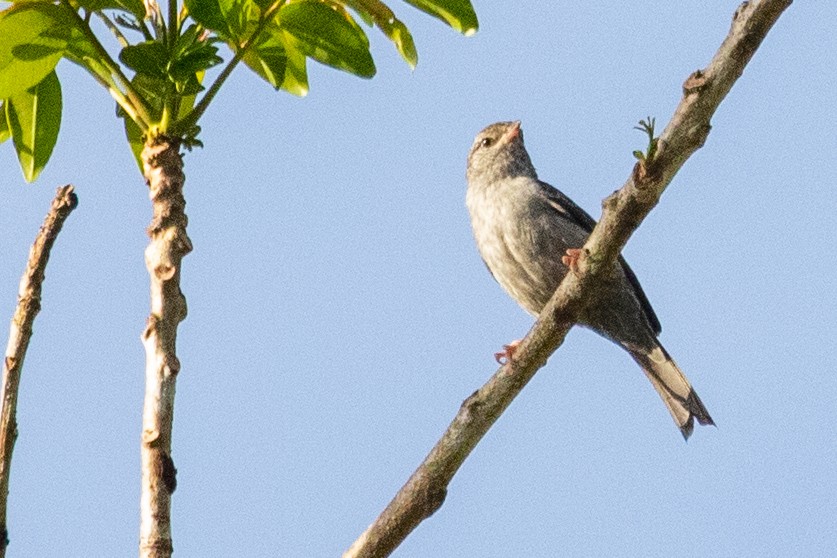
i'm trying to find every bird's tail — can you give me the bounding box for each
[626,342,714,439]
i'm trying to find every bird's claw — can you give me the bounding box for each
[494,339,522,364]
[561,248,584,272]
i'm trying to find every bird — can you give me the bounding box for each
[465,120,714,439]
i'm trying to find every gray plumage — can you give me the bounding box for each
[466,121,713,439]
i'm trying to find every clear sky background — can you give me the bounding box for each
[1,2,835,557]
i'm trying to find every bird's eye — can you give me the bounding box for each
[480,137,494,148]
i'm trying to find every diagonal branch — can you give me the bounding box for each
[0,185,78,558]
[343,1,792,556]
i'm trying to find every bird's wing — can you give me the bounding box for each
[537,180,662,335]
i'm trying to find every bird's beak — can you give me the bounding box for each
[503,121,522,142]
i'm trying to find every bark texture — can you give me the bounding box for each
[0,185,78,558]
[343,1,792,557]
[139,136,191,558]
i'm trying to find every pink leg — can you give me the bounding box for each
[561,248,584,272]
[495,339,522,364]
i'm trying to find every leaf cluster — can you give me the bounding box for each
[632,116,658,163]
[0,0,478,180]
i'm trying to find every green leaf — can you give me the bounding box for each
[0,4,71,98]
[174,73,205,96]
[128,73,165,117]
[120,40,169,79]
[6,70,62,182]
[280,40,308,97]
[279,0,375,78]
[121,69,185,172]
[346,1,374,25]
[170,45,223,82]
[123,112,144,172]
[184,0,230,36]
[62,10,102,68]
[385,19,416,68]
[177,71,204,121]
[402,0,478,36]
[165,24,223,87]
[239,24,309,96]
[0,101,10,145]
[241,23,287,89]
[185,0,259,39]
[224,0,260,40]
[344,0,417,68]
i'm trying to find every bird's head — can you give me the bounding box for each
[467,121,537,183]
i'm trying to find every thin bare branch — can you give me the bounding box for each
[0,185,78,558]
[343,1,792,556]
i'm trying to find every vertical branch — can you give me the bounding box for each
[139,136,191,558]
[0,185,78,558]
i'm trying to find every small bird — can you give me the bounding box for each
[466,121,714,439]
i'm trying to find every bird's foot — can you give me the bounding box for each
[495,339,522,364]
[561,248,584,272]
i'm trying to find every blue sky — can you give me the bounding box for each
[1,2,835,557]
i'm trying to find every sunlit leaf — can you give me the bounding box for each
[185,0,259,40]
[0,101,10,145]
[279,0,375,78]
[387,20,417,68]
[184,0,230,36]
[6,70,62,182]
[239,22,286,89]
[280,40,308,97]
[347,1,374,25]
[239,23,309,96]
[344,0,417,68]
[224,0,260,40]
[0,4,71,98]
[62,11,103,71]
[402,0,478,36]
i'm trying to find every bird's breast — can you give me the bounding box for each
[466,178,567,315]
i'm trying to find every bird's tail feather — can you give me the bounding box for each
[627,343,714,439]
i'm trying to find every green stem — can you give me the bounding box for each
[62,1,155,128]
[149,1,167,42]
[178,4,188,27]
[160,105,171,132]
[139,19,155,42]
[96,12,130,48]
[172,0,287,135]
[168,0,179,48]
[63,52,143,125]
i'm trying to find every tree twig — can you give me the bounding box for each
[138,136,191,558]
[343,1,792,556]
[0,185,78,558]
